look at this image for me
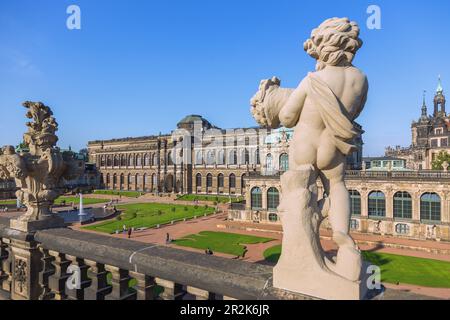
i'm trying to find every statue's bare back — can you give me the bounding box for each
[280,66,368,171]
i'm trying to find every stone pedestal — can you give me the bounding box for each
[273,168,368,300]
[10,215,65,233]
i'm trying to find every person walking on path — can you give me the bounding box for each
[128,228,132,239]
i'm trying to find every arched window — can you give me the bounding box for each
[267,188,280,211]
[420,193,441,222]
[218,174,224,188]
[113,174,117,188]
[128,155,134,167]
[266,154,273,171]
[196,151,203,165]
[251,187,263,210]
[100,156,105,167]
[229,150,237,165]
[207,151,215,165]
[368,191,386,217]
[144,154,150,166]
[136,155,142,167]
[349,190,361,216]
[280,153,289,172]
[106,156,112,167]
[136,174,142,189]
[152,174,157,191]
[113,156,119,167]
[143,174,147,190]
[121,155,127,167]
[206,174,213,188]
[229,174,236,188]
[393,191,412,219]
[120,174,124,190]
[106,173,110,186]
[196,173,202,187]
[152,154,158,166]
[244,149,250,164]
[241,174,246,190]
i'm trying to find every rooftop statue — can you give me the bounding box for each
[251,17,369,299]
[0,102,82,232]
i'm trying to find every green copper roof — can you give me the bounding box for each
[437,75,443,93]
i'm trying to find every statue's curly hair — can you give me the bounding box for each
[303,17,362,70]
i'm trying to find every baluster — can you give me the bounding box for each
[155,278,185,300]
[38,246,55,300]
[84,260,111,300]
[186,286,215,300]
[104,265,136,300]
[65,255,91,300]
[47,251,70,300]
[129,271,156,300]
[0,238,12,292]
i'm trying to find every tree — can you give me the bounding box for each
[432,151,450,170]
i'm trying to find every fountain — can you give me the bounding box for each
[78,193,87,217]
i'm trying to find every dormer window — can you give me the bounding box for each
[435,128,444,135]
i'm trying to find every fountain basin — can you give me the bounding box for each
[57,207,117,225]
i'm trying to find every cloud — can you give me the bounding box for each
[0,48,42,77]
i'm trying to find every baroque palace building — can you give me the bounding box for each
[88,114,364,196]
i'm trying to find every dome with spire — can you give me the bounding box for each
[437,75,444,93]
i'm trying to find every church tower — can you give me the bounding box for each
[434,76,446,117]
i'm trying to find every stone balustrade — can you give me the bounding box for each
[0,217,293,301]
[0,216,432,301]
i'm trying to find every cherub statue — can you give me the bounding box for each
[251,18,369,291]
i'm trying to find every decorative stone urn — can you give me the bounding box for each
[0,102,82,232]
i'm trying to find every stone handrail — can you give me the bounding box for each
[0,218,300,300]
[346,170,450,181]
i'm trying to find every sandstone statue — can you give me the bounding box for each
[0,102,82,232]
[251,17,369,299]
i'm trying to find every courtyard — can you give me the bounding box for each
[71,196,450,299]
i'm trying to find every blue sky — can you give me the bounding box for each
[0,0,449,156]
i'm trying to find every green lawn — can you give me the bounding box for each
[82,203,215,234]
[0,200,17,205]
[173,231,274,256]
[362,251,450,288]
[177,194,244,203]
[0,197,106,206]
[263,245,450,288]
[93,190,142,198]
[54,197,107,206]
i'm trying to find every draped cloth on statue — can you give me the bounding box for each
[307,73,359,155]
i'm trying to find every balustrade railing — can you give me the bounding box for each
[0,219,283,301]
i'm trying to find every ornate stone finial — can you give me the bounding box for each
[0,102,83,232]
[22,101,59,156]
